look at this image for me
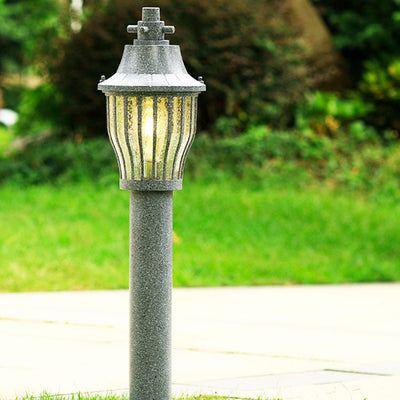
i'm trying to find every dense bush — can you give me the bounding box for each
[190,126,400,198]
[0,0,62,75]
[2,98,400,200]
[188,91,400,198]
[359,59,400,132]
[0,135,117,185]
[44,0,308,138]
[313,0,400,132]
[12,83,64,136]
[313,0,400,79]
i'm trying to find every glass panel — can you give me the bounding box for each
[141,97,154,179]
[178,96,197,178]
[127,97,141,179]
[155,97,169,179]
[165,97,182,180]
[108,94,196,182]
[174,96,193,179]
[108,96,125,179]
[116,96,132,179]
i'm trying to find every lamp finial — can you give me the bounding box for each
[127,7,175,45]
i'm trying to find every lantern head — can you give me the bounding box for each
[98,7,206,191]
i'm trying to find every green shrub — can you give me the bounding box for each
[361,59,400,101]
[313,0,400,79]
[2,86,399,200]
[12,83,63,137]
[0,125,13,154]
[0,0,64,76]
[359,58,400,132]
[294,91,374,132]
[45,0,308,137]
[188,91,400,199]
[312,1,400,133]
[0,135,117,185]
[2,121,400,200]
[189,125,331,183]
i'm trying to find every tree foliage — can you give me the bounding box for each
[44,0,308,137]
[313,0,400,78]
[313,0,400,132]
[0,0,64,75]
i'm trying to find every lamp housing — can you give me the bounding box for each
[98,7,206,191]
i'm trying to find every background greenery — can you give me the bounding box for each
[0,0,399,292]
[313,0,400,132]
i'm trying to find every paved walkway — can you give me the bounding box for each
[0,284,399,400]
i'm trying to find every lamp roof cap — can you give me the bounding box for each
[98,7,205,94]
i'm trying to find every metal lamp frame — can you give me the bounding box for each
[98,7,205,191]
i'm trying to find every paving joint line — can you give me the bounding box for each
[324,368,392,377]
[174,347,345,363]
[0,317,114,329]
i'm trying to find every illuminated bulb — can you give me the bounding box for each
[142,111,154,162]
[141,98,168,179]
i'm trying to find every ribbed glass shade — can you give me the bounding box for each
[106,94,198,188]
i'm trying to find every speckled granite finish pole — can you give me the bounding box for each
[97,7,205,400]
[129,190,172,400]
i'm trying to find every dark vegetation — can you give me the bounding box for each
[314,0,400,132]
[0,0,399,199]
[44,0,307,137]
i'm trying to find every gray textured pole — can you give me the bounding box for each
[97,8,205,400]
[129,190,173,400]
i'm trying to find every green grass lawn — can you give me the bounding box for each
[1,179,399,292]
[18,395,281,400]
[18,395,262,400]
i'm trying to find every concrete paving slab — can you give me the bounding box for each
[187,370,383,390]
[0,284,399,399]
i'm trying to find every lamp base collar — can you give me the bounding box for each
[120,179,182,191]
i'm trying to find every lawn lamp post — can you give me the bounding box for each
[97,7,205,400]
